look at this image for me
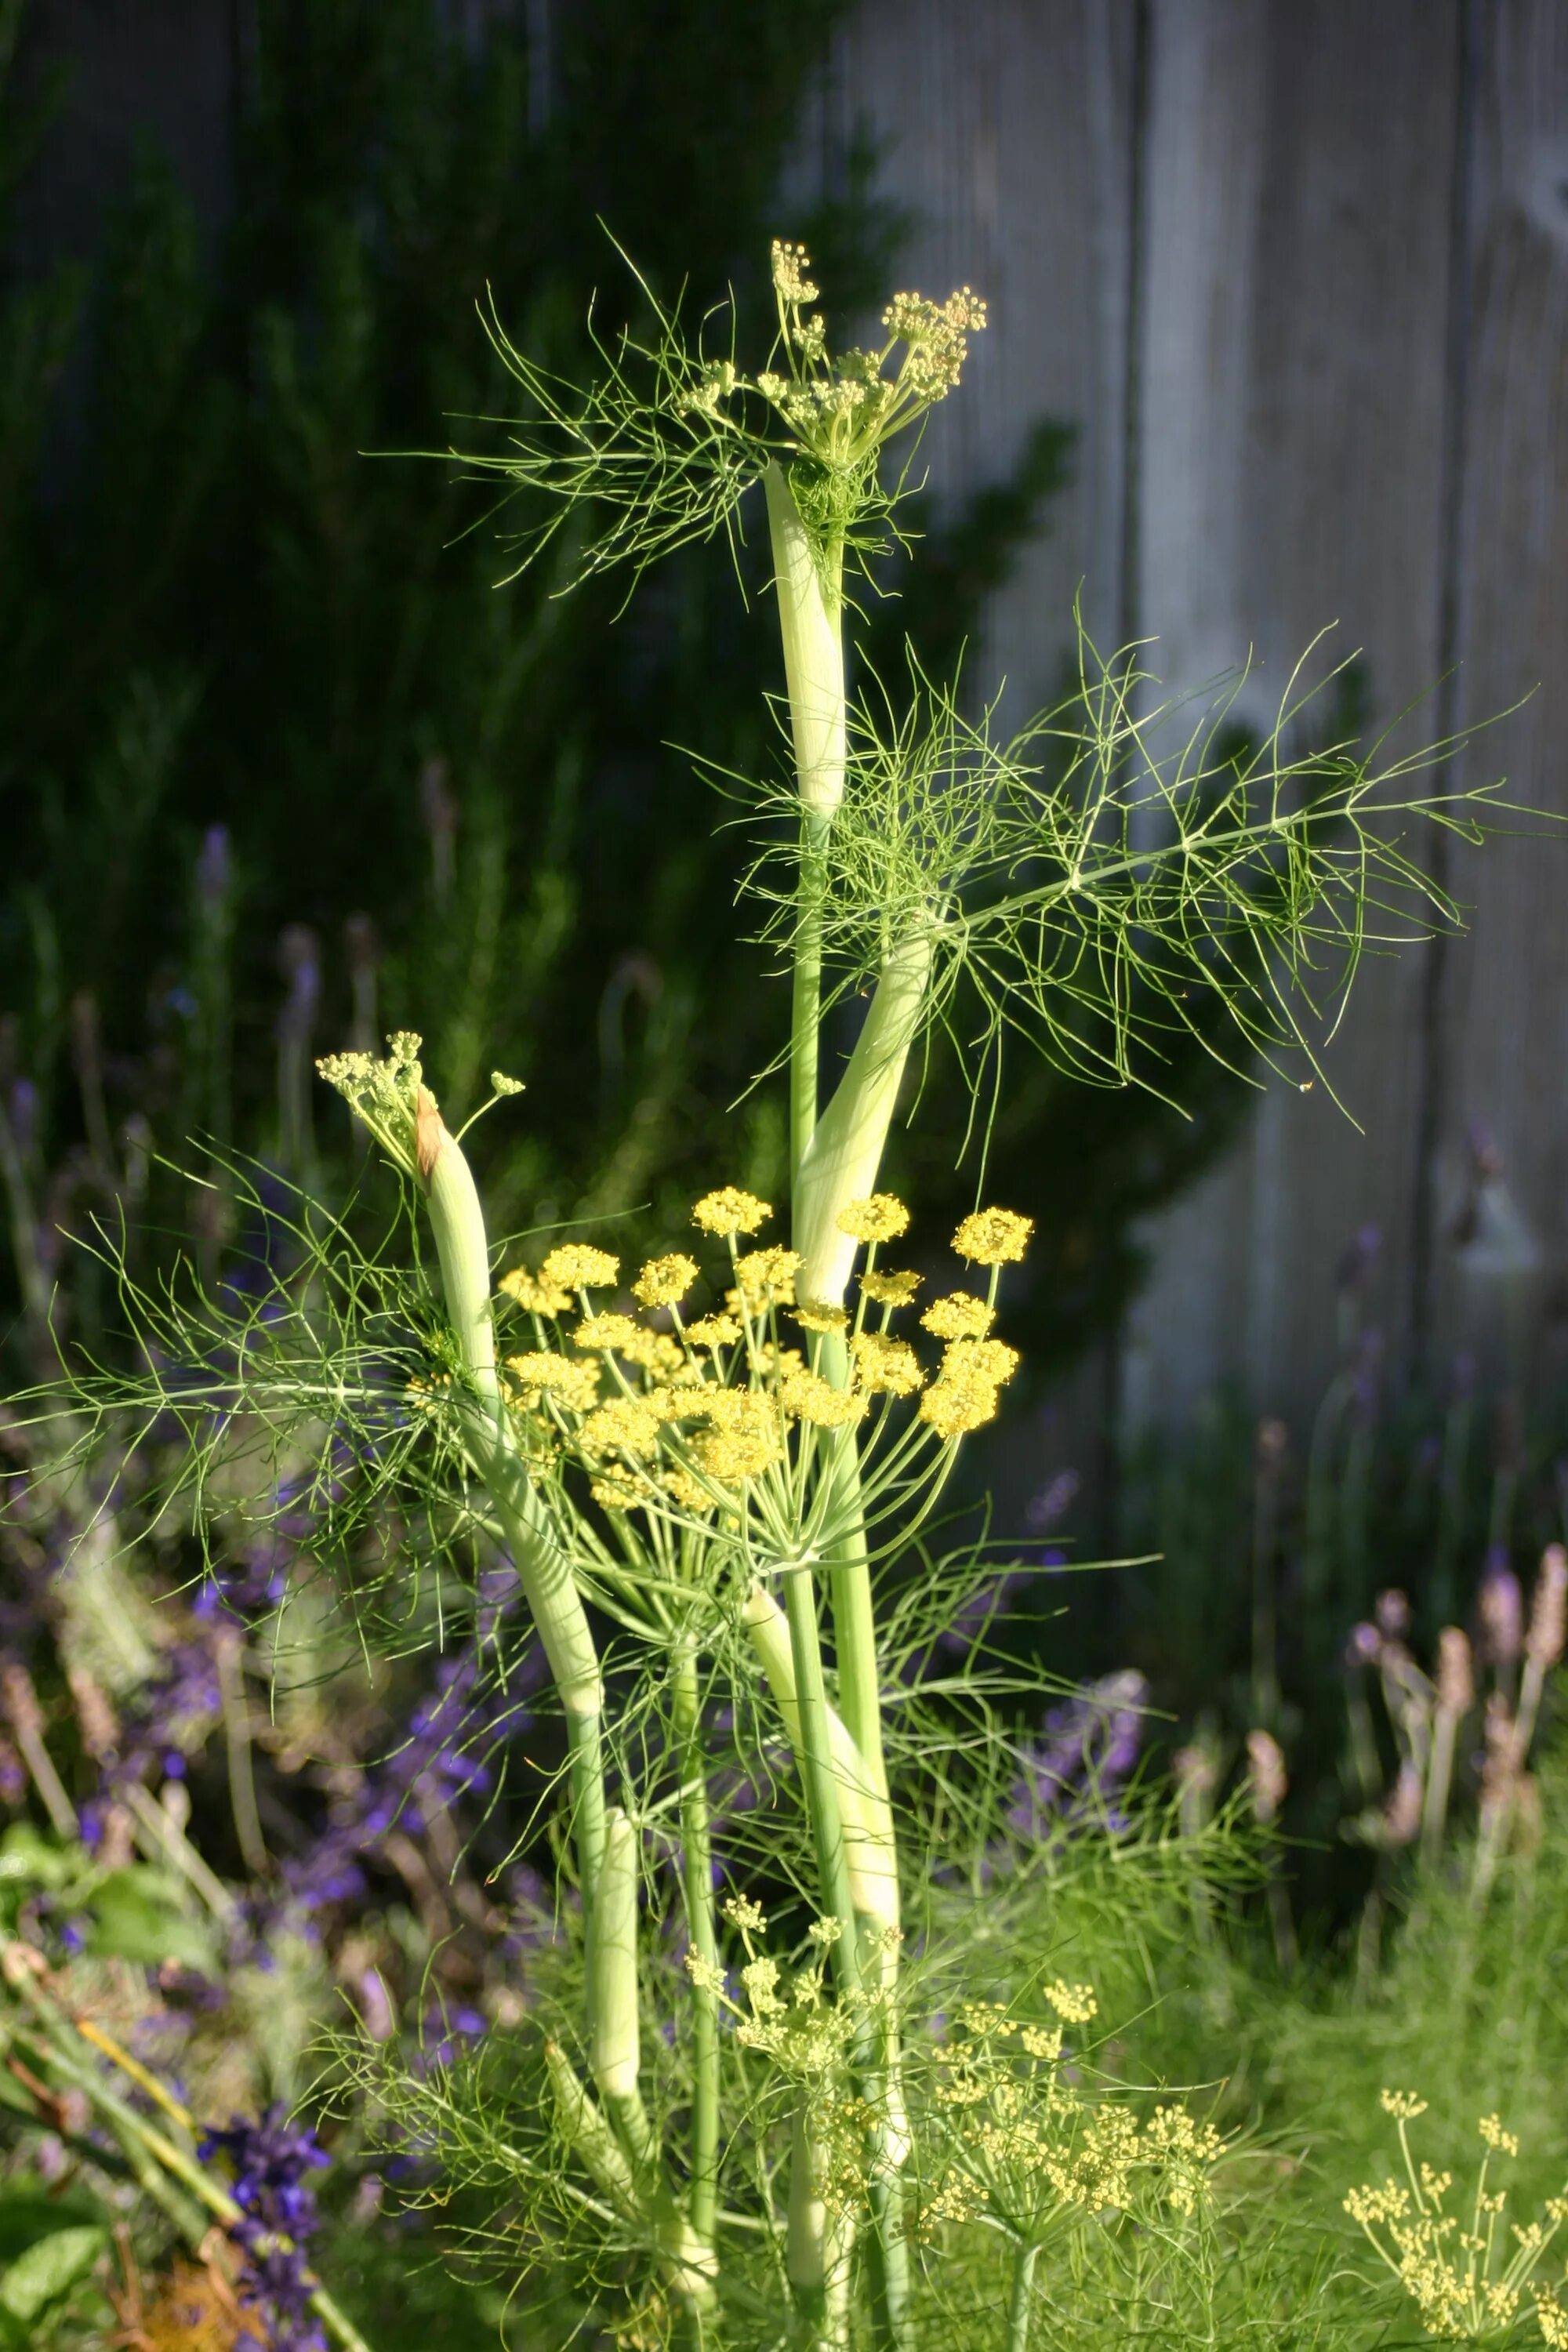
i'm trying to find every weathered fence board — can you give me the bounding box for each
[798,0,1138,673]
[1123,0,1465,1429]
[1428,2,1568,1392]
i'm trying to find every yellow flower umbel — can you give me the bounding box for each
[692,1188,772,1238]
[921,1984,1224,2259]
[1346,2096,1568,2343]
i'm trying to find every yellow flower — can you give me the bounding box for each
[835,1193,911,1244]
[691,1187,772,1237]
[684,1312,742,1352]
[850,1331,924,1396]
[860,1269,922,1308]
[1380,2090,1429,2122]
[498,1267,572,1316]
[793,1301,849,1335]
[506,1352,601,1413]
[1479,2114,1520,2158]
[918,1380,1000,1439]
[689,1389,784,1481]
[580,1399,661,1462]
[539,1243,621,1290]
[591,1473,644,1512]
[662,1468,712,1513]
[942,1337,1020,1388]
[633,1252,699,1308]
[920,1291,995,1341]
[732,1246,802,1308]
[779,1367,869,1428]
[952,1208,1033,1265]
[1043,1980,1098,2026]
[617,1328,685,1376]
[572,1312,643,1353]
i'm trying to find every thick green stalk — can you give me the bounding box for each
[792,810,829,1191]
[793,931,934,1312]
[764,461,844,824]
[741,1585,897,1937]
[1006,2241,1040,2352]
[779,1565,862,1986]
[771,1574,909,2351]
[788,2105,851,2347]
[591,1808,653,2163]
[419,1102,608,1905]
[673,1639,720,2249]
[765,456,841,1193]
[813,1333,887,1808]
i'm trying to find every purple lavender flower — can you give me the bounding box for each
[414,2002,488,2074]
[198,2104,330,2352]
[1005,1670,1149,1841]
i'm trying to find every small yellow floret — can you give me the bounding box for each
[952,1208,1033,1265]
[850,1331,924,1396]
[1380,2089,1429,2122]
[942,1337,1021,1388]
[920,1291,995,1341]
[633,1252,699,1308]
[732,1246,802,1308]
[684,1313,742,1351]
[506,1352,601,1413]
[918,1380,1000,1439]
[793,1302,849,1335]
[692,1187,772,1237]
[580,1399,661,1462]
[835,1193,911,1244]
[539,1243,621,1290]
[572,1312,642,1353]
[498,1267,572,1316]
[1043,1980,1098,2025]
[860,1269,922,1308]
[1479,2114,1521,2158]
[779,1367,869,1428]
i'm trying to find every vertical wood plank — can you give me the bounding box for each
[1121,0,1464,1431]
[1430,2,1568,1388]
[798,0,1139,701]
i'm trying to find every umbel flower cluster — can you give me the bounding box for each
[678,238,988,477]
[1346,2091,1568,2343]
[487,1185,1030,1537]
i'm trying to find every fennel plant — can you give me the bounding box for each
[31,234,1529,2352]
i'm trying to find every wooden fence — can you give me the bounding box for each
[15,0,1568,1432]
[800,0,1568,1430]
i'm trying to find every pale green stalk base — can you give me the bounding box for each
[1006,2241,1040,2352]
